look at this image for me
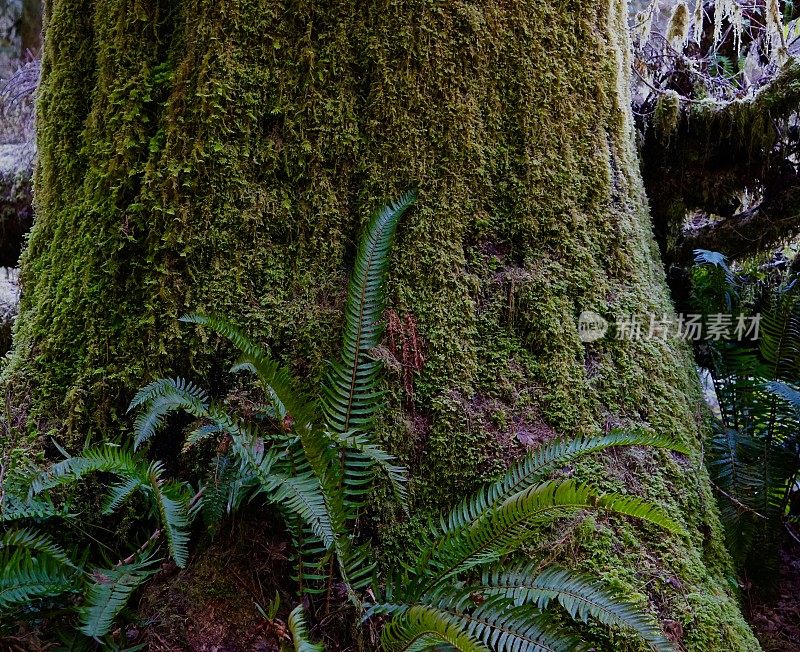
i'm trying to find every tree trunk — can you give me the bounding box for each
[4,0,759,648]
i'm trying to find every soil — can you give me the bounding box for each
[746,531,800,652]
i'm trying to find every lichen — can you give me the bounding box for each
[3,0,759,649]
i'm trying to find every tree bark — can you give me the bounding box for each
[3,0,759,648]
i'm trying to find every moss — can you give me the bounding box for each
[654,90,682,144]
[667,2,690,48]
[4,0,759,648]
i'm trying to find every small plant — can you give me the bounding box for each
[0,445,188,641]
[365,432,687,652]
[2,192,687,650]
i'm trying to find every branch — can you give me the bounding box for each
[674,181,800,263]
[641,59,800,264]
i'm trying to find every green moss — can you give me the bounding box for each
[654,90,682,144]
[4,0,759,648]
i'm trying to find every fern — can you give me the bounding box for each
[79,555,159,638]
[320,190,417,436]
[768,380,800,412]
[0,527,78,569]
[130,377,210,449]
[482,564,672,652]
[144,463,191,568]
[443,431,688,534]
[692,254,800,575]
[0,553,77,610]
[288,604,324,651]
[402,480,681,601]
[379,604,492,652]
[119,193,676,651]
[320,191,417,524]
[28,446,192,568]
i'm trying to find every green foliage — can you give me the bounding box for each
[3,195,685,649]
[366,435,684,652]
[79,554,159,638]
[691,250,800,573]
[288,605,324,652]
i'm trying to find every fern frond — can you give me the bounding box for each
[409,481,682,599]
[320,191,417,436]
[184,422,226,450]
[102,476,143,515]
[482,564,674,652]
[267,472,336,550]
[1,493,68,523]
[380,604,491,652]
[144,462,190,568]
[29,445,145,496]
[79,555,159,637]
[0,528,78,569]
[767,380,800,413]
[0,554,77,610]
[180,314,317,431]
[201,454,251,529]
[329,430,408,508]
[392,586,586,652]
[131,378,210,449]
[288,604,324,651]
[443,432,688,534]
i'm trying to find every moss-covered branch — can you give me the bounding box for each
[675,180,800,262]
[642,59,800,263]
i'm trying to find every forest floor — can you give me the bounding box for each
[746,532,800,652]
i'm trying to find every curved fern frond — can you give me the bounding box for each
[386,587,586,652]
[267,472,336,550]
[0,528,78,569]
[320,190,417,436]
[29,445,145,496]
[228,428,336,550]
[380,604,491,652]
[329,430,409,508]
[184,423,226,451]
[482,564,674,652]
[409,481,682,599]
[79,554,160,638]
[0,554,77,610]
[443,432,688,534]
[0,493,69,523]
[201,454,252,529]
[288,604,325,651]
[767,380,800,413]
[131,378,210,449]
[102,476,144,515]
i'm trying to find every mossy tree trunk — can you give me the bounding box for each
[4,0,759,648]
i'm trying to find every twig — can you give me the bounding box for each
[710,481,768,518]
[116,528,162,567]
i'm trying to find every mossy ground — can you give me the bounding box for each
[3,0,758,648]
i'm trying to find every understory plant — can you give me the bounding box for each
[1,192,687,650]
[691,249,800,574]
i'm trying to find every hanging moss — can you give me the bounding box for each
[4,0,759,648]
[667,2,690,49]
